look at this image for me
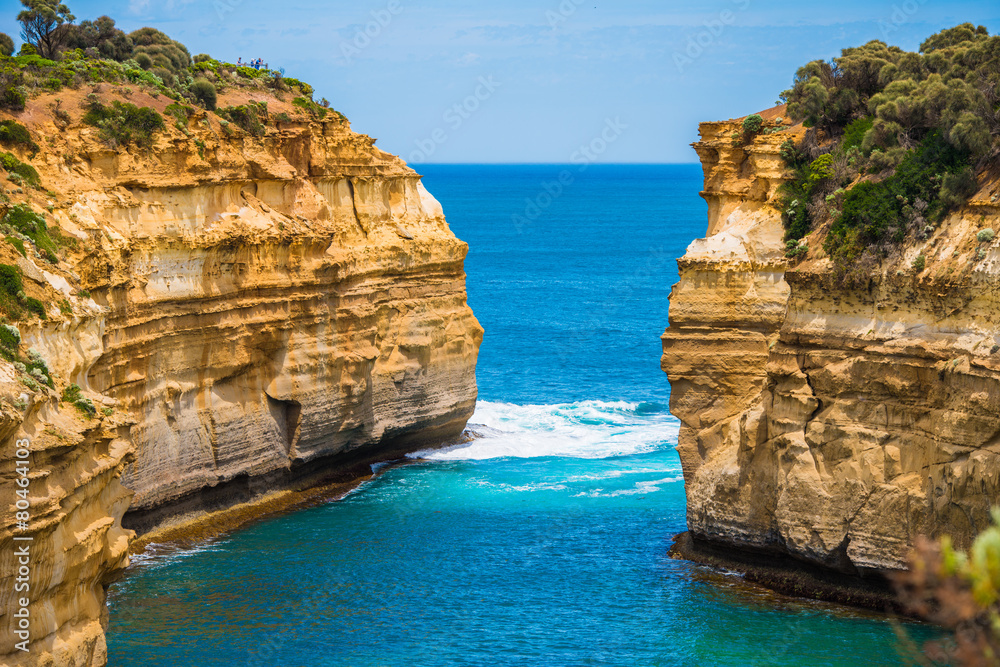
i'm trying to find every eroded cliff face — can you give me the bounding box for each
[0,318,134,666]
[0,87,481,664]
[663,110,1000,580]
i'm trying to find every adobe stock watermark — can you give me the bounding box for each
[511,117,628,232]
[408,76,502,163]
[11,437,32,653]
[340,0,404,65]
[213,0,247,22]
[673,0,751,73]
[878,0,929,40]
[546,0,587,28]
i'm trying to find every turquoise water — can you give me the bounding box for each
[107,165,930,665]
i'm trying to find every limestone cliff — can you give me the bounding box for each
[0,85,480,665]
[662,109,1000,587]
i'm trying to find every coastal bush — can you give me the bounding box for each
[0,262,24,320]
[0,120,40,156]
[216,101,267,136]
[129,27,191,76]
[841,117,873,152]
[0,32,13,57]
[0,323,20,356]
[979,229,996,244]
[0,8,335,137]
[781,23,998,161]
[6,236,25,257]
[282,77,312,97]
[292,96,327,119]
[824,132,970,272]
[939,169,979,211]
[82,99,165,149]
[64,16,134,62]
[0,152,40,187]
[0,62,27,111]
[0,263,23,297]
[61,382,95,414]
[189,78,217,110]
[62,382,82,403]
[3,203,61,259]
[24,295,45,319]
[742,113,763,141]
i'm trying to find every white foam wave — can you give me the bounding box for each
[129,538,230,569]
[409,400,679,461]
[572,475,683,498]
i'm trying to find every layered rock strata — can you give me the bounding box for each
[0,89,481,665]
[662,111,1000,586]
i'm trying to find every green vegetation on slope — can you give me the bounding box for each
[777,23,998,282]
[1,1,340,139]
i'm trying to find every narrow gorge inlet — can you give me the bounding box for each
[1,3,999,666]
[105,166,932,666]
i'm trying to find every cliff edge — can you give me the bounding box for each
[0,76,481,664]
[662,107,1000,599]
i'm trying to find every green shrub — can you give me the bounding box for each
[0,323,20,355]
[825,132,971,269]
[82,99,165,150]
[0,153,40,188]
[0,83,27,112]
[24,297,46,320]
[0,263,24,320]
[62,382,96,414]
[939,168,978,211]
[781,25,998,162]
[62,382,82,403]
[912,254,926,272]
[216,102,268,136]
[165,102,193,128]
[283,78,313,97]
[6,236,26,257]
[3,204,62,259]
[129,27,191,76]
[292,96,327,119]
[0,33,13,58]
[0,121,40,156]
[841,117,873,152]
[742,113,764,137]
[978,229,996,244]
[0,264,23,297]
[236,65,265,79]
[785,239,808,259]
[189,78,217,110]
[26,348,50,380]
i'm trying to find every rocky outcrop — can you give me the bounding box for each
[662,110,1000,584]
[0,330,134,667]
[0,87,481,664]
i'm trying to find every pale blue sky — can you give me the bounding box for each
[2,1,998,162]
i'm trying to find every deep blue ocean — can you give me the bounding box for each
[106,165,931,666]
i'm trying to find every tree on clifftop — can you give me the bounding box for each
[17,0,75,59]
[0,33,14,57]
